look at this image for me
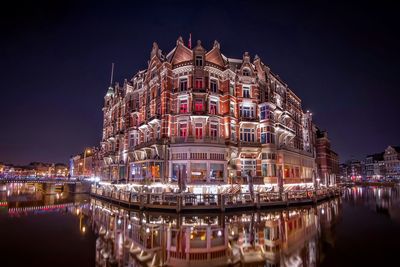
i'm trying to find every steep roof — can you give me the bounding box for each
[205,40,226,67]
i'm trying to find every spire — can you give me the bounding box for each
[110,62,114,87]
[106,63,115,97]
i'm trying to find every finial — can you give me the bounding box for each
[177,36,183,45]
[213,40,220,48]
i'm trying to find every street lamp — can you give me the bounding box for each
[83,148,92,177]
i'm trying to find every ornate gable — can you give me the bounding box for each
[205,40,225,67]
[169,36,193,66]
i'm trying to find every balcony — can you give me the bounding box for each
[148,114,162,123]
[238,140,261,147]
[275,122,295,134]
[170,136,226,145]
[192,110,207,116]
[134,139,165,150]
[192,87,207,93]
[239,116,258,123]
[278,144,313,157]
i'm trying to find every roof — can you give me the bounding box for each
[366,152,384,161]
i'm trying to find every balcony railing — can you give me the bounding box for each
[278,144,313,157]
[171,136,226,145]
[238,140,261,147]
[239,116,258,122]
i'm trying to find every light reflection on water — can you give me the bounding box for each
[1,183,400,266]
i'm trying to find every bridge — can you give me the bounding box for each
[0,178,91,194]
[0,178,85,184]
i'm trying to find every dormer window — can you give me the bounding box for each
[195,56,203,67]
[243,68,251,76]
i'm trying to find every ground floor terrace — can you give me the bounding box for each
[90,182,341,212]
[100,143,322,187]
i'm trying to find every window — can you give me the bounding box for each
[243,86,250,98]
[195,78,203,89]
[210,163,224,180]
[239,105,254,118]
[243,68,251,76]
[210,100,218,115]
[195,55,203,66]
[179,122,187,137]
[262,163,277,177]
[180,99,188,113]
[156,125,161,139]
[195,99,203,111]
[195,123,203,139]
[129,132,138,148]
[210,123,218,139]
[231,124,236,141]
[210,79,218,93]
[230,102,235,116]
[260,106,268,120]
[240,128,255,142]
[260,126,275,144]
[229,83,235,95]
[241,160,256,176]
[179,78,188,91]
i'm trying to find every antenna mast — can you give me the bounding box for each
[110,63,115,87]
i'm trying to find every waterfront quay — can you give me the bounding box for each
[90,183,341,212]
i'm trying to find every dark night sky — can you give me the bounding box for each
[1,0,399,165]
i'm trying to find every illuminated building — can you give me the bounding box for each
[315,129,339,185]
[100,37,320,189]
[383,146,400,179]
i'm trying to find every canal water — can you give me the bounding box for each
[0,184,399,267]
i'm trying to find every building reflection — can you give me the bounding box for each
[342,186,400,218]
[85,198,341,267]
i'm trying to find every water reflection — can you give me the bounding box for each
[342,186,400,221]
[85,197,340,267]
[3,184,400,266]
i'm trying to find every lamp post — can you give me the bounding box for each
[83,148,92,177]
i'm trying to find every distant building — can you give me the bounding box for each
[339,159,363,181]
[383,146,400,179]
[0,162,68,178]
[365,153,385,180]
[315,129,339,186]
[70,147,100,177]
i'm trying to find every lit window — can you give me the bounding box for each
[210,100,218,115]
[179,122,187,137]
[195,99,203,111]
[195,78,203,89]
[180,99,188,113]
[195,123,203,139]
